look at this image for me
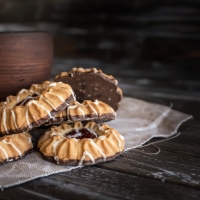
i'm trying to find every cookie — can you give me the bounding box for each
[0,81,76,136]
[45,99,116,125]
[38,121,125,166]
[0,132,33,164]
[54,68,123,111]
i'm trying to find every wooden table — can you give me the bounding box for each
[1,59,200,199]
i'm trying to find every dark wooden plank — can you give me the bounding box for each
[95,119,200,188]
[2,166,200,200]
[47,167,200,200]
[0,176,117,200]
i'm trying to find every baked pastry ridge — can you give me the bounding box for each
[54,68,123,111]
[45,99,116,125]
[38,121,125,166]
[0,81,76,136]
[0,132,33,164]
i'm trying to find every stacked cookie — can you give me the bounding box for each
[0,68,124,166]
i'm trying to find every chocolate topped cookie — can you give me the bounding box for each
[0,81,75,136]
[0,132,33,164]
[54,68,123,111]
[45,99,116,126]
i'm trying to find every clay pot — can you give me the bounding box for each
[0,31,53,101]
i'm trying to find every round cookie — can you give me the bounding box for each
[45,99,116,125]
[38,121,125,166]
[0,132,33,164]
[0,81,76,136]
[54,68,123,111]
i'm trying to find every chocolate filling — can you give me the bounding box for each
[55,72,122,111]
[65,128,97,139]
[44,112,115,126]
[15,93,38,106]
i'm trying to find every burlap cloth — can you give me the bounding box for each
[0,97,192,188]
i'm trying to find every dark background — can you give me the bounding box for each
[0,1,199,66]
[0,0,200,97]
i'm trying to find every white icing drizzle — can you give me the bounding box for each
[78,151,95,166]
[40,95,57,110]
[31,100,53,118]
[49,83,57,87]
[89,139,106,161]
[0,145,9,161]
[78,107,85,117]
[17,95,20,103]
[92,68,98,73]
[2,109,8,133]
[50,132,59,137]
[70,89,76,101]
[17,94,34,106]
[28,137,33,147]
[120,135,125,140]
[17,88,32,102]
[98,126,105,131]
[2,140,22,158]
[73,138,79,142]
[67,105,77,120]
[48,92,68,106]
[111,130,122,152]
[25,103,32,129]
[88,104,98,115]
[28,137,32,143]
[29,89,38,94]
[11,110,19,131]
[93,100,99,105]
[6,97,10,102]
[19,89,29,94]
[52,139,65,163]
[98,135,106,140]
[69,73,73,77]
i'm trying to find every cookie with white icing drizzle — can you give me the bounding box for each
[0,81,76,136]
[38,121,125,166]
[54,68,123,111]
[0,132,33,164]
[45,100,116,125]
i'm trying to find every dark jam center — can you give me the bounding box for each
[15,93,38,106]
[65,128,97,139]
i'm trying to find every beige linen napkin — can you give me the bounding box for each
[0,97,192,188]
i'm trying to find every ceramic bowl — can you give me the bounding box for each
[0,31,53,101]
